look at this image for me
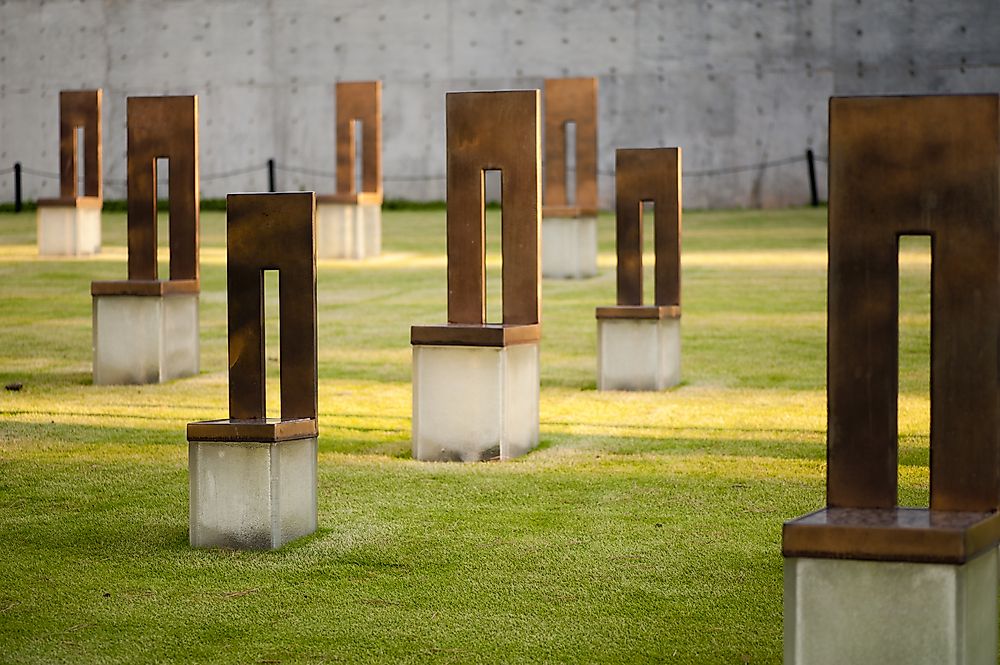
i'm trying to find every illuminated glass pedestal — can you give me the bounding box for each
[188,419,318,550]
[783,508,1000,665]
[37,197,101,256]
[316,194,382,260]
[541,212,597,279]
[91,281,199,385]
[411,325,539,462]
[596,306,680,391]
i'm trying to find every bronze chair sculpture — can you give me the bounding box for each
[782,94,1000,664]
[187,192,318,550]
[410,90,541,461]
[596,148,682,391]
[36,90,103,256]
[541,77,599,279]
[90,96,200,385]
[316,81,383,260]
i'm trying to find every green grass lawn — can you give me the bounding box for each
[0,206,936,663]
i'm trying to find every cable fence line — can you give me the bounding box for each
[596,153,827,178]
[686,154,810,177]
[274,163,334,178]
[276,164,447,182]
[203,163,273,181]
[6,149,826,207]
[384,173,447,182]
[19,165,61,179]
[7,163,275,197]
[278,153,822,182]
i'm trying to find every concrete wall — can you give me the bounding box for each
[0,0,996,208]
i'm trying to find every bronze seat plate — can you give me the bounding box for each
[783,507,1000,564]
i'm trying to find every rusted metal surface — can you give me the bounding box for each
[412,90,541,347]
[91,279,199,297]
[827,95,1000,513]
[409,323,541,347]
[783,94,1000,562]
[187,417,317,443]
[187,192,318,443]
[595,305,680,320]
[226,192,317,422]
[91,96,199,296]
[126,96,200,284]
[782,507,1000,564]
[596,148,681,322]
[543,78,598,216]
[61,90,102,202]
[335,81,382,202]
[38,90,103,206]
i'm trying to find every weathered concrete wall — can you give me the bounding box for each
[0,0,995,208]
[832,2,1000,97]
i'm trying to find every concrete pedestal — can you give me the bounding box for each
[412,342,539,462]
[542,215,597,279]
[597,314,680,390]
[784,549,998,665]
[92,292,199,385]
[37,199,101,256]
[316,201,382,260]
[189,435,318,550]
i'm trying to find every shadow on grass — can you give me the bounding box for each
[538,430,827,464]
[1,418,188,447]
[0,369,94,389]
[1,407,206,423]
[2,412,926,476]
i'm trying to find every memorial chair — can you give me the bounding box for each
[187,192,318,550]
[541,77,599,279]
[316,81,383,260]
[596,148,682,391]
[90,96,199,385]
[410,90,542,462]
[37,90,103,256]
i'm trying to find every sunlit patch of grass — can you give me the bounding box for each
[0,205,939,663]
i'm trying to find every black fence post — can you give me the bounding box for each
[806,149,819,207]
[14,162,22,212]
[267,159,276,193]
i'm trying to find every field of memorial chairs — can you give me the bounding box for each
[0,205,933,662]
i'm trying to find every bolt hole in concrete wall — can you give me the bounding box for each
[483,169,503,324]
[897,235,931,506]
[264,269,281,420]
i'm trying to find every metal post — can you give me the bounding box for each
[267,159,276,193]
[14,162,22,212]
[806,149,819,207]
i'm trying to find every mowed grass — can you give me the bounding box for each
[0,206,935,663]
